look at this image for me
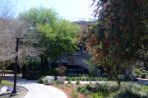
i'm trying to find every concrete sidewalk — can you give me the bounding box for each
[18,80,67,98]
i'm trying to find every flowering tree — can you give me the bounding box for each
[0,0,38,80]
[0,0,16,79]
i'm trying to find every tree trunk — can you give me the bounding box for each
[115,74,121,87]
[117,78,121,87]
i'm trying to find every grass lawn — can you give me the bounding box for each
[143,85,148,92]
[0,80,13,87]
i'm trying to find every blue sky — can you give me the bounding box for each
[13,0,94,21]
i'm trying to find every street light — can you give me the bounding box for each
[12,37,20,94]
[12,26,36,94]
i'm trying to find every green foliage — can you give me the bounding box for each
[142,85,148,93]
[77,82,118,97]
[71,90,78,98]
[111,88,148,98]
[112,90,145,98]
[95,82,119,97]
[133,68,148,78]
[77,86,90,94]
[38,77,44,84]
[68,80,71,84]
[47,68,57,75]
[86,84,92,90]
[88,92,104,98]
[133,68,143,77]
[0,80,13,87]
[66,76,108,81]
[77,82,148,98]
[19,7,57,27]
[28,59,40,67]
[43,79,48,85]
[19,7,79,62]
[76,81,80,85]
[77,84,91,94]
[25,71,41,80]
[87,63,98,77]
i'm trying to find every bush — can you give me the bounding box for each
[121,82,142,91]
[95,82,119,94]
[43,79,48,85]
[141,74,146,79]
[47,68,57,75]
[111,83,148,98]
[88,65,98,77]
[38,77,43,84]
[133,68,142,77]
[77,87,90,94]
[111,88,148,98]
[86,84,92,91]
[95,83,110,95]
[77,82,148,98]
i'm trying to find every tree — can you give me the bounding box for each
[37,19,79,62]
[0,0,16,81]
[0,0,31,93]
[19,7,79,70]
[85,0,147,86]
[137,0,148,65]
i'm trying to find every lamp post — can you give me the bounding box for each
[11,22,35,94]
[12,26,35,94]
[12,37,19,94]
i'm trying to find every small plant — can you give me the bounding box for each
[133,68,142,77]
[43,79,48,85]
[71,90,78,98]
[89,93,104,98]
[77,86,90,94]
[86,84,92,90]
[38,77,43,84]
[68,80,71,84]
[76,81,80,85]
[141,74,146,79]
[71,77,75,81]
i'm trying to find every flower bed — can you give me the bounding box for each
[53,82,148,98]
[53,84,85,98]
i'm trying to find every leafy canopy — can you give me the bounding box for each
[19,7,79,60]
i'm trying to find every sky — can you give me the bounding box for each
[11,0,94,21]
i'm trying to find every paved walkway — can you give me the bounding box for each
[17,80,67,98]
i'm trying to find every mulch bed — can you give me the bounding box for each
[52,84,85,98]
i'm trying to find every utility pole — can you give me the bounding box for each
[12,37,19,94]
